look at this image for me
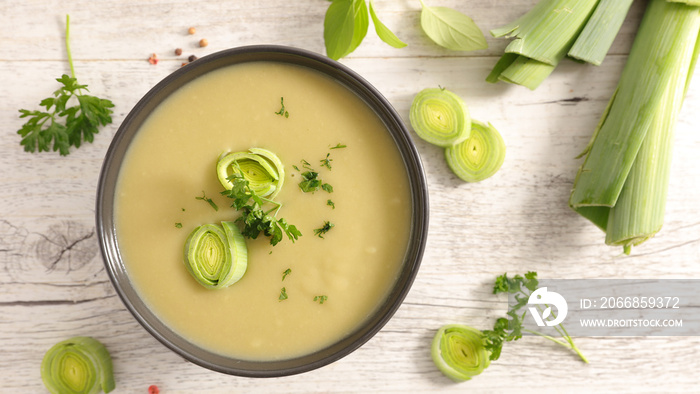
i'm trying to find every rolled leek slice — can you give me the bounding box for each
[217,148,285,199]
[41,336,115,394]
[445,120,505,182]
[409,87,470,147]
[431,325,491,382]
[183,221,248,289]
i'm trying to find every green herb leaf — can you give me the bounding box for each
[321,183,334,193]
[330,143,347,149]
[327,199,335,209]
[275,96,289,118]
[320,153,333,170]
[419,0,487,51]
[196,191,219,211]
[175,222,183,228]
[484,272,588,363]
[369,0,407,48]
[314,295,328,304]
[18,75,114,155]
[279,287,288,301]
[313,221,335,238]
[282,268,291,281]
[325,0,363,60]
[299,171,323,192]
[348,0,369,56]
[221,175,301,246]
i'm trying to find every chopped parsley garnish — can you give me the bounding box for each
[279,287,288,301]
[313,221,334,238]
[330,143,347,149]
[313,295,328,304]
[299,170,333,193]
[320,153,333,170]
[175,222,182,228]
[195,191,218,211]
[275,97,289,118]
[327,199,335,209]
[282,268,291,281]
[221,172,301,246]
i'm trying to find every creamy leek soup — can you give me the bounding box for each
[114,61,411,361]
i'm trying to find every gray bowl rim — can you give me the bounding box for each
[96,44,429,378]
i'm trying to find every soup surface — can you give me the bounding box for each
[115,61,412,360]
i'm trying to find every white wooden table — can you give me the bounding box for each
[2,1,699,392]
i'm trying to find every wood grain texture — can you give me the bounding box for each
[1,0,699,392]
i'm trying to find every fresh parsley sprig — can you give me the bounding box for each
[221,172,301,246]
[483,272,588,363]
[17,15,114,156]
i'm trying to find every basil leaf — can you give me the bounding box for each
[324,0,355,60]
[347,0,369,56]
[419,0,487,51]
[324,0,369,60]
[369,0,406,48]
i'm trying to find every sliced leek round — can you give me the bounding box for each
[445,120,505,182]
[216,148,285,199]
[409,87,471,147]
[41,336,115,394]
[431,325,490,382]
[183,221,248,289]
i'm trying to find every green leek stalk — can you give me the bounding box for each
[183,221,248,289]
[487,0,635,89]
[487,0,600,90]
[41,337,115,394]
[568,0,635,66]
[431,325,491,381]
[570,0,700,254]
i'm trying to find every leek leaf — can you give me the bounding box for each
[568,0,635,65]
